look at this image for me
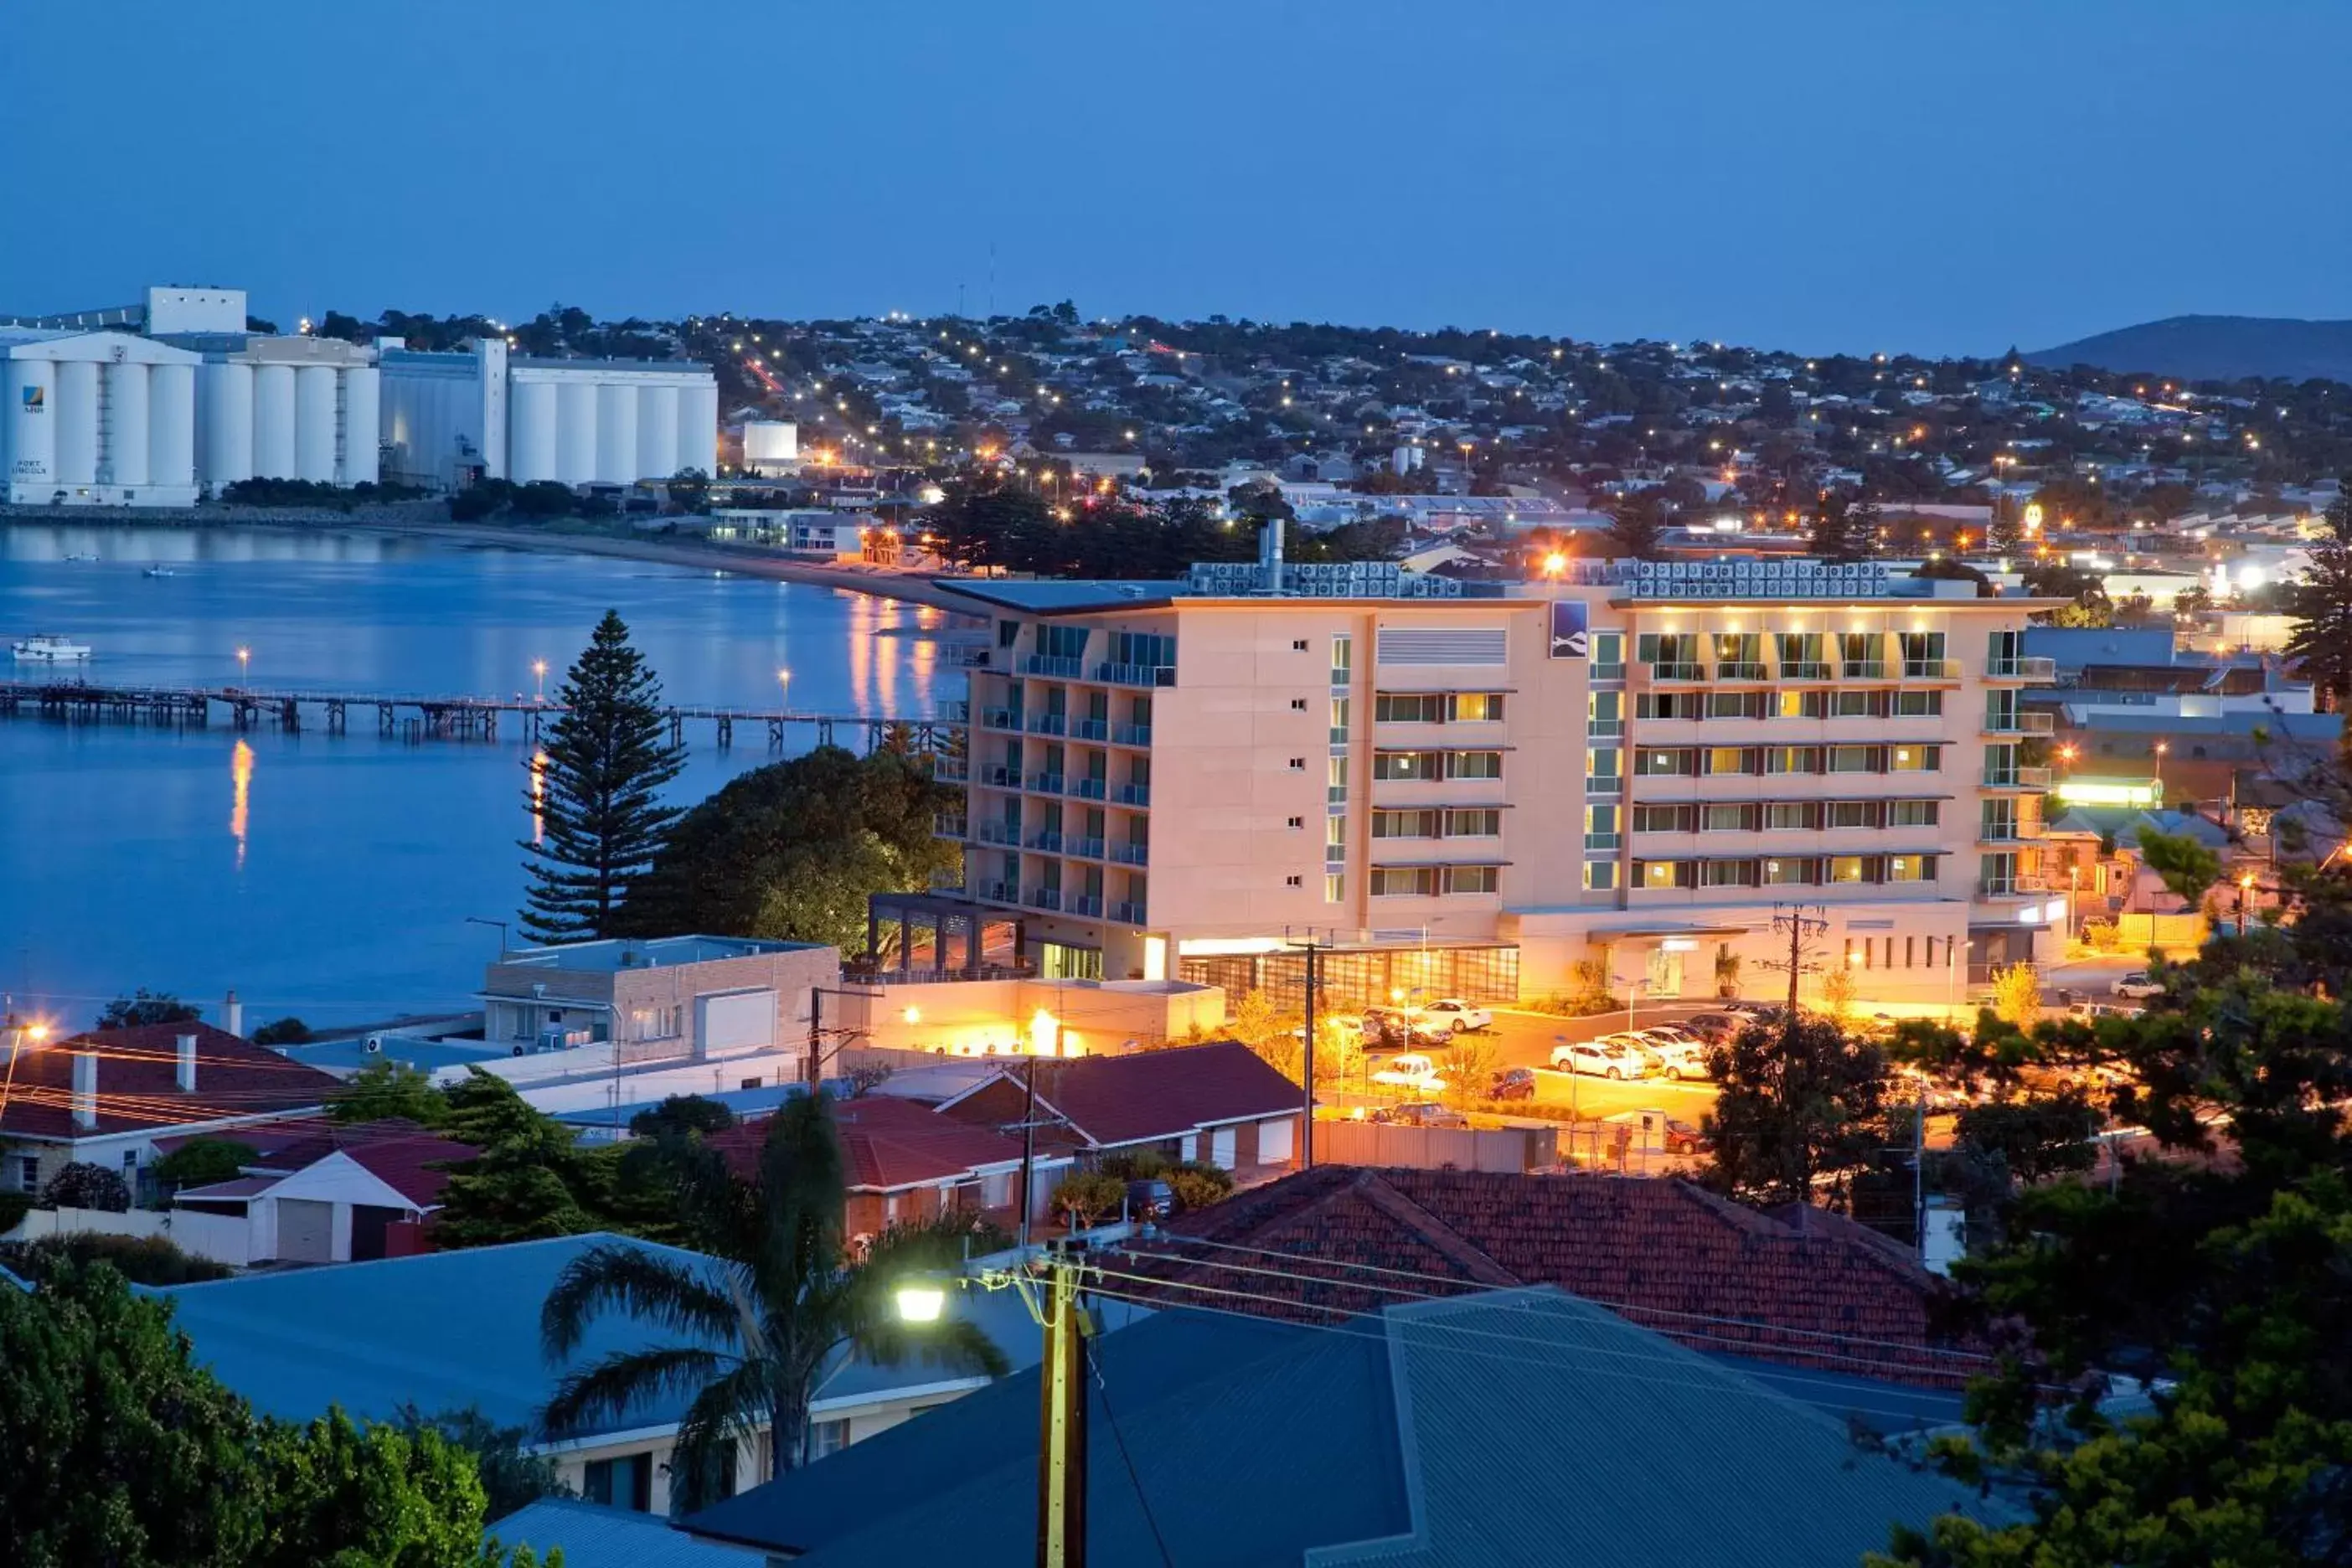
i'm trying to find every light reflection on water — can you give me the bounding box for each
[0,523,963,1027]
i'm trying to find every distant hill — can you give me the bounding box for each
[2025,315,2352,384]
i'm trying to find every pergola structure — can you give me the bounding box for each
[859,893,1030,983]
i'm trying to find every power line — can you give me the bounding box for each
[1085,1337,1175,1568]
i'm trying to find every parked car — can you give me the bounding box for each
[1487,1066,1539,1101]
[1643,1039,1714,1082]
[2111,972,2164,999]
[1123,1178,1173,1220]
[1370,1052,1447,1092]
[1362,1007,1453,1050]
[1891,1065,1975,1114]
[1548,1038,1648,1080]
[1291,1014,1366,1045]
[2066,1000,2140,1022]
[1417,998,1494,1033]
[1602,1109,1709,1156]
[1379,1101,1470,1128]
[1679,1011,1745,1044]
[1719,999,1779,1019]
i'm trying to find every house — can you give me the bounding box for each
[478,935,838,1069]
[166,1117,478,1264]
[710,1094,1072,1244]
[679,1287,2006,1564]
[0,1023,343,1197]
[1127,1164,1981,1385]
[160,1234,1094,1520]
[936,1039,1303,1175]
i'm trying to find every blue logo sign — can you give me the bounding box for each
[1549,598,1588,658]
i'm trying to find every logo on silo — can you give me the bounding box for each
[19,385,43,412]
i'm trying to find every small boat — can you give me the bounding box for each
[142,563,177,578]
[13,633,93,662]
[62,552,99,563]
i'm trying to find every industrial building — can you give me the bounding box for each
[1,328,204,506]
[380,339,717,491]
[741,418,799,476]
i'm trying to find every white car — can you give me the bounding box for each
[1370,1053,1448,1093]
[1548,1039,1648,1080]
[2110,972,2163,999]
[1644,1040,1714,1082]
[1417,998,1493,1033]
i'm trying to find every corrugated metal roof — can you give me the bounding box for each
[487,1498,754,1568]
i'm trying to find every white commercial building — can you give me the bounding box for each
[0,328,204,506]
[742,418,799,476]
[380,340,717,491]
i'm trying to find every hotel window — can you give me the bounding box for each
[1583,859,1619,890]
[1331,635,1353,685]
[1590,632,1625,682]
[1448,808,1503,838]
[1371,866,1442,897]
[1292,699,1308,712]
[1773,689,1828,719]
[1889,854,1935,882]
[1700,859,1760,886]
[1832,689,1886,719]
[1637,859,1698,889]
[1375,692,1446,723]
[1709,691,1767,720]
[1703,746,1759,776]
[1827,855,1871,884]
[1703,802,1761,832]
[1285,874,1303,888]
[1445,865,1500,895]
[1372,751,1439,781]
[1328,754,1349,804]
[1766,802,1819,831]
[1636,692,1704,720]
[1636,748,1696,777]
[1762,857,1816,885]
[1330,697,1350,740]
[1632,803,1696,833]
[1890,745,1941,772]
[1586,803,1624,849]
[1778,632,1828,677]
[1589,689,1624,735]
[1373,808,1442,838]
[1893,689,1944,717]
[1898,631,1947,676]
[1890,799,1940,828]
[1449,751,1504,780]
[1111,631,1177,672]
[1292,639,1310,652]
[1327,813,1348,852]
[1714,633,1764,678]
[583,1454,654,1512]
[1326,872,1345,902]
[1635,632,1704,677]
[1767,745,1823,774]
[1451,692,1505,722]
[808,1420,852,1462]
[1827,800,1878,829]
[1587,746,1622,792]
[1828,745,1879,774]
[1839,632,1884,676]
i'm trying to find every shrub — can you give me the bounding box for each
[0,1192,32,1236]
[39,1162,131,1213]
[1049,1170,1125,1229]
[1167,1158,1234,1197]
[1165,1164,1234,1213]
[250,1017,312,1046]
[2081,918,2122,954]
[0,1232,230,1286]
[148,1138,258,1196]
[1096,1150,1168,1181]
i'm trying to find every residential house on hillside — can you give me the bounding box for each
[679,1288,2007,1565]
[709,1094,1072,1245]
[167,1117,478,1264]
[0,1023,343,1196]
[936,1039,1303,1175]
[1127,1164,1978,1386]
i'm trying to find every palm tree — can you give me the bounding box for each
[539,1091,1007,1509]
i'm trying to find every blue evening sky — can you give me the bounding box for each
[3,1,2344,357]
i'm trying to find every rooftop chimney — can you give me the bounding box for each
[71,1052,97,1130]
[224,991,244,1039]
[177,1033,199,1094]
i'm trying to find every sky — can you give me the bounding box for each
[3,1,2347,358]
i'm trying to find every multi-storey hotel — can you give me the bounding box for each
[925,541,2060,1010]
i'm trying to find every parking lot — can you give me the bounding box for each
[1330,1000,1731,1125]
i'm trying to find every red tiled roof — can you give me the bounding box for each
[157,1117,478,1210]
[714,1096,1033,1192]
[0,1024,343,1142]
[963,1041,1300,1149]
[1131,1166,1978,1386]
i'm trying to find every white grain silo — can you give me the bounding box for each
[1,353,56,492]
[595,382,638,485]
[636,383,679,479]
[510,379,558,482]
[678,381,720,476]
[149,362,196,491]
[295,364,339,482]
[254,364,297,477]
[200,362,255,484]
[338,365,379,485]
[106,361,150,487]
[555,380,598,485]
[54,360,99,483]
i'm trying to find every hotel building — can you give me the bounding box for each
[926,549,2060,1010]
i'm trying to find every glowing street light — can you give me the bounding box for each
[235,646,250,678]
[532,658,549,703]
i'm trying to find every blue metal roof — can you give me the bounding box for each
[487,1499,750,1568]
[156,1234,736,1442]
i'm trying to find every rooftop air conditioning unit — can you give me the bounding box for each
[364,1034,385,1054]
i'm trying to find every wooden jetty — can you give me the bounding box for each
[0,679,965,753]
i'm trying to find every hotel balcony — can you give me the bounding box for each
[1900,658,1963,682]
[1069,776,1109,801]
[980,707,1022,731]
[981,765,1022,789]
[1643,662,1707,683]
[1021,653,1085,678]
[977,879,1021,905]
[1982,710,2056,736]
[975,820,1020,846]
[1112,722,1153,747]
[1976,822,2048,846]
[1982,766,2054,790]
[1025,713,1067,737]
[933,815,969,840]
[1025,887,1064,912]
[1109,842,1150,866]
[1975,874,2053,900]
[1027,830,1065,854]
[1025,771,1067,794]
[1777,660,1833,680]
[933,756,968,782]
[1070,717,1110,741]
[1841,660,1887,679]
[1109,900,1148,925]
[1115,782,1152,807]
[1094,661,1176,688]
[1987,656,2058,682]
[1067,894,1105,917]
[1068,836,1106,859]
[936,699,969,722]
[1714,661,1770,683]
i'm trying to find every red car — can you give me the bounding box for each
[1488,1067,1539,1101]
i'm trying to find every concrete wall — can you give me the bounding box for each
[833,976,1224,1057]
[3,1204,256,1266]
[1314,1118,1557,1173]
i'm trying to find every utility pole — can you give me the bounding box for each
[1761,903,1829,1043]
[1285,929,1327,1169]
[1034,1251,1090,1568]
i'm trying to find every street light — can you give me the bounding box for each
[2153,740,2169,796]
[532,658,549,703]
[0,1016,52,1126]
[2238,872,2257,936]
[235,646,250,678]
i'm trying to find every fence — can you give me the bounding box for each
[1313,1119,1558,1173]
[2107,913,2208,952]
[2,1204,255,1267]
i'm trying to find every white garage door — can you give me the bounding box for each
[695,988,776,1054]
[276,1199,334,1263]
[1257,1117,1295,1165]
[1210,1127,1237,1168]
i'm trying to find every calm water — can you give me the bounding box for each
[0,523,954,1030]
